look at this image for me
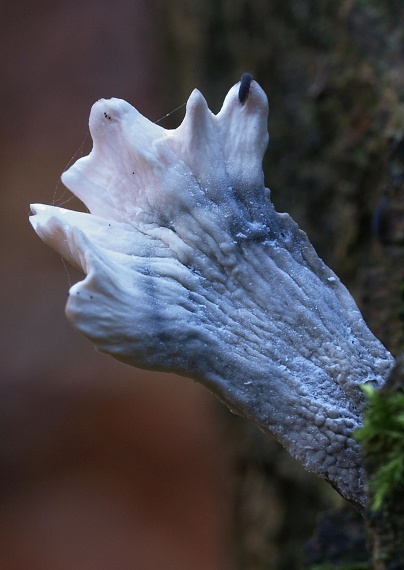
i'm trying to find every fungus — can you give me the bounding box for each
[30,78,395,510]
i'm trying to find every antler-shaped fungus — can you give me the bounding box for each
[30,78,395,510]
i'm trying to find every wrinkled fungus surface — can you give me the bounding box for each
[30,79,395,509]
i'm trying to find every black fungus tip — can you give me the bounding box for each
[238,73,253,104]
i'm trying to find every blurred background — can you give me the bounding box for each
[1,1,404,569]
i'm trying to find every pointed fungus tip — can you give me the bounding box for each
[238,72,253,104]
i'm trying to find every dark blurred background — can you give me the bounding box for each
[1,1,404,569]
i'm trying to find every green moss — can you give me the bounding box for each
[355,383,404,510]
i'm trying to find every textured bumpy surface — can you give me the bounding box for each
[30,79,395,509]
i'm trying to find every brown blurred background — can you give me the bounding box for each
[1,2,233,569]
[1,1,404,569]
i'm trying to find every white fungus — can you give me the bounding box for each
[30,78,395,510]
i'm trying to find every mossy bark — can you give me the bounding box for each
[363,356,404,570]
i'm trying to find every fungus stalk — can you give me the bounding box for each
[30,78,395,511]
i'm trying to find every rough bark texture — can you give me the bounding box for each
[304,506,368,568]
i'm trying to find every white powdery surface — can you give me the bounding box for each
[30,79,395,509]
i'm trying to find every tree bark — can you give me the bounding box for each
[157,1,404,568]
[364,356,404,570]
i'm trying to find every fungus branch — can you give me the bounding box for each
[30,79,395,510]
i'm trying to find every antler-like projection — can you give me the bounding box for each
[30,78,395,510]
